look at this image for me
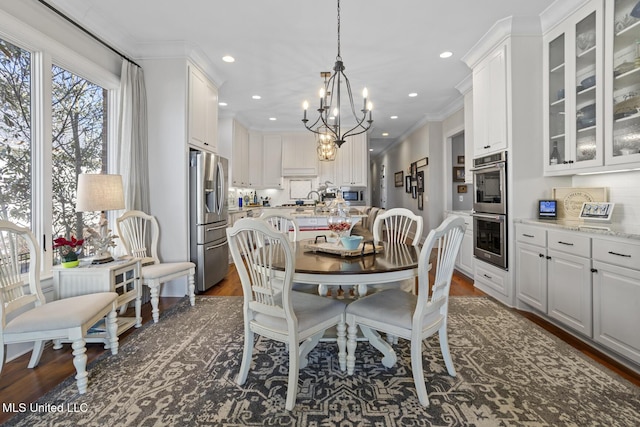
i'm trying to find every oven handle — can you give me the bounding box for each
[472,213,506,222]
[471,162,506,171]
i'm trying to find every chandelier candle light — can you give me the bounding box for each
[302,0,373,161]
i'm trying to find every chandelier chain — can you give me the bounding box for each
[336,0,341,60]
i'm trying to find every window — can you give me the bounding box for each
[0,32,117,273]
[0,38,32,229]
[51,65,108,262]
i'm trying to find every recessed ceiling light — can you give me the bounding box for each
[252,95,261,100]
[408,93,418,97]
[218,102,227,107]
[269,117,277,121]
[390,115,398,119]
[439,51,453,58]
[382,132,389,136]
[222,55,235,63]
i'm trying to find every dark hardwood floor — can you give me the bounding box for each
[1,265,638,424]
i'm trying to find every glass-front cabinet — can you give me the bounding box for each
[543,0,604,174]
[605,0,640,165]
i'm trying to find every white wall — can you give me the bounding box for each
[374,118,447,233]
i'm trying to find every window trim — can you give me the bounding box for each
[0,9,121,278]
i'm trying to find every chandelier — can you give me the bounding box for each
[302,0,373,161]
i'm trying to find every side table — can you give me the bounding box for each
[53,258,142,346]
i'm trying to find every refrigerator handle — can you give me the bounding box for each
[216,160,225,216]
[206,241,227,250]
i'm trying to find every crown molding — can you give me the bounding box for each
[540,0,590,35]
[462,16,542,69]
[455,74,473,95]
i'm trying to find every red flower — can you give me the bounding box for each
[53,236,84,249]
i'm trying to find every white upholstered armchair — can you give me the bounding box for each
[0,220,119,394]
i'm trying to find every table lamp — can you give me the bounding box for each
[76,173,125,264]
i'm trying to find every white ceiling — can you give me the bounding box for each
[47,0,557,156]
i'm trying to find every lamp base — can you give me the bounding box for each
[91,252,114,265]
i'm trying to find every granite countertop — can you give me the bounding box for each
[515,218,640,241]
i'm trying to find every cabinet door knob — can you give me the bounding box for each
[539,253,545,258]
[591,268,598,273]
[546,256,552,260]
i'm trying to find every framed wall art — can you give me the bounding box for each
[457,155,465,165]
[453,166,465,182]
[417,193,424,210]
[417,170,424,193]
[405,175,412,193]
[457,184,468,193]
[410,162,417,179]
[416,157,428,168]
[394,171,404,187]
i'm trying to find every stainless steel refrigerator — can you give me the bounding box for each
[189,150,229,292]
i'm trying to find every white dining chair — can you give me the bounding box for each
[373,207,423,246]
[367,207,424,296]
[345,215,466,407]
[261,212,300,242]
[227,218,347,411]
[0,220,119,394]
[116,210,196,323]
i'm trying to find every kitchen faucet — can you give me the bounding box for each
[307,190,321,203]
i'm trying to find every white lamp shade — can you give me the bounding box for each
[76,174,125,212]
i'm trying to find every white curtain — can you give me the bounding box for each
[118,59,150,213]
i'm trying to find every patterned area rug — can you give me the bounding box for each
[5,296,640,426]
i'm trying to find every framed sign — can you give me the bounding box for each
[579,202,614,221]
[394,171,404,187]
[416,157,428,168]
[453,167,465,182]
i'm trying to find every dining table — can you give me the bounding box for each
[271,238,424,369]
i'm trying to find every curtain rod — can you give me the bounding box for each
[37,0,141,68]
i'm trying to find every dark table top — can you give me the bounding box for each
[282,240,421,275]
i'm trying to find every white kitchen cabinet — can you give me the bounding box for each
[248,131,263,188]
[282,133,318,176]
[472,44,508,156]
[337,134,368,186]
[188,64,218,152]
[515,225,592,337]
[231,120,249,187]
[451,213,474,278]
[262,134,283,189]
[474,259,510,300]
[592,237,640,365]
[318,157,337,187]
[515,224,548,313]
[543,0,604,175]
[604,0,640,167]
[547,230,593,337]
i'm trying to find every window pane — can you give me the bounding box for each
[0,38,31,228]
[51,65,107,261]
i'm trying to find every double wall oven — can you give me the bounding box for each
[472,151,508,270]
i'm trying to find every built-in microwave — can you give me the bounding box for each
[341,187,366,206]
